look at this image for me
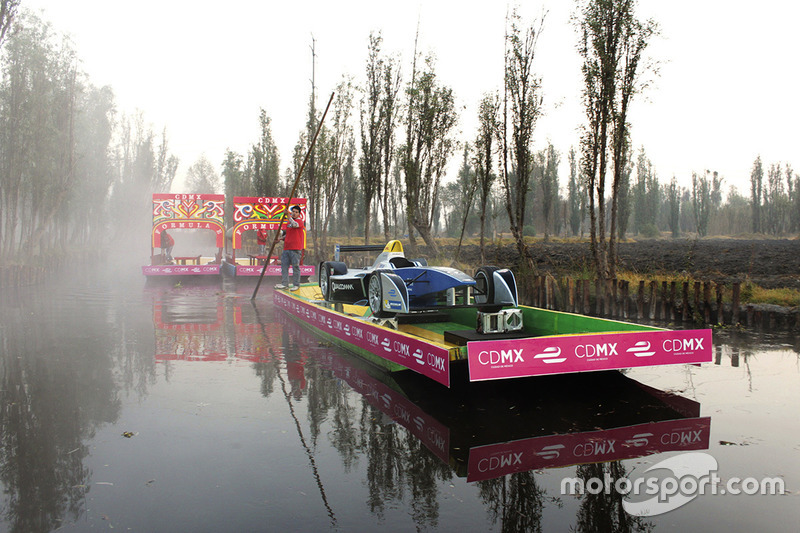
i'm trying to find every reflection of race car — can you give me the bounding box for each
[318,240,518,317]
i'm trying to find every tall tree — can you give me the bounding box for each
[250,109,281,196]
[185,155,221,193]
[379,51,402,241]
[540,142,560,241]
[691,170,712,237]
[667,176,680,238]
[359,32,392,244]
[750,155,763,233]
[452,145,478,261]
[318,77,356,258]
[500,10,544,266]
[221,149,245,228]
[615,145,633,239]
[567,147,583,236]
[577,0,656,278]
[474,92,500,263]
[0,0,19,47]
[400,51,457,256]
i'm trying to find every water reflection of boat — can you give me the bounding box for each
[276,311,711,483]
[150,287,275,362]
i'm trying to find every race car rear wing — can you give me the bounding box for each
[334,244,386,261]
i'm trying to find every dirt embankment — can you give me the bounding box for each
[452,238,800,290]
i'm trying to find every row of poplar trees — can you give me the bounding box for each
[0,6,180,262]
[261,0,659,279]
[0,0,659,282]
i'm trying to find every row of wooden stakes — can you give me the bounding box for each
[519,275,799,330]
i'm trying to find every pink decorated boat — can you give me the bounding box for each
[143,193,225,278]
[220,196,314,279]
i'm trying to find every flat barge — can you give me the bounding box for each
[274,284,712,388]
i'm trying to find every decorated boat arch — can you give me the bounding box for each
[221,196,315,278]
[143,193,225,277]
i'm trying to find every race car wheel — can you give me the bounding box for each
[368,274,393,318]
[319,262,332,301]
[474,266,502,313]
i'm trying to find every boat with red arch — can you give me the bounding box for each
[143,193,226,278]
[220,196,315,279]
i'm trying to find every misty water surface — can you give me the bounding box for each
[0,270,798,532]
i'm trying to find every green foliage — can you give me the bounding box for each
[640,223,660,238]
[400,53,457,254]
[185,155,221,194]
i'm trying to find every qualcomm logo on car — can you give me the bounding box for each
[625,432,654,447]
[534,347,566,364]
[332,282,355,291]
[535,444,566,460]
[627,341,655,357]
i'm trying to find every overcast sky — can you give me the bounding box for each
[22,0,799,195]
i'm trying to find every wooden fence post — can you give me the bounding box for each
[583,280,590,315]
[595,279,603,315]
[703,282,712,324]
[637,280,645,320]
[669,281,677,321]
[649,281,657,320]
[621,280,629,319]
[694,282,701,321]
[731,282,740,326]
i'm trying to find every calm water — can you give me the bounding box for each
[0,269,798,532]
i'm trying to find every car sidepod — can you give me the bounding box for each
[327,272,368,303]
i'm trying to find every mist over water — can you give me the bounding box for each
[0,266,798,532]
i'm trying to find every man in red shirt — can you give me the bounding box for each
[276,205,306,290]
[256,228,268,255]
[161,230,175,264]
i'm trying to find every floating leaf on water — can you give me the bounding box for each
[122,431,135,438]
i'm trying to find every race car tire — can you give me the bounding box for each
[368,273,394,318]
[474,266,502,313]
[319,262,332,300]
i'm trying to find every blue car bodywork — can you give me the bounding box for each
[318,240,517,317]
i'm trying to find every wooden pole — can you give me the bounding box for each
[252,92,335,299]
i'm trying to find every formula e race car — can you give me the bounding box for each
[318,240,518,317]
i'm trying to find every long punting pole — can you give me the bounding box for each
[251,91,335,300]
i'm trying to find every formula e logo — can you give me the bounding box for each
[625,432,653,447]
[381,337,391,352]
[534,347,566,364]
[412,348,424,365]
[627,341,655,357]
[535,444,565,460]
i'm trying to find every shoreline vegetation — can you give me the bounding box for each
[3,236,799,330]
